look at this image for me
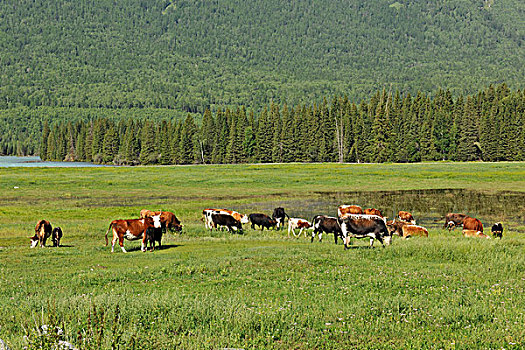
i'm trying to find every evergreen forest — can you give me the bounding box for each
[39,85,524,164]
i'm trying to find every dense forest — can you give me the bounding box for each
[38,85,524,164]
[1,0,524,112]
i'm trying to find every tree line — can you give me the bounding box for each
[39,84,524,164]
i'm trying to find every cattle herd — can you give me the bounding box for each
[30,206,505,252]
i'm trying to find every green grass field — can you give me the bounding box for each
[0,162,524,349]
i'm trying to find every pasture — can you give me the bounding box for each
[0,162,524,349]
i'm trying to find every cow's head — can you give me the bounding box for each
[29,235,39,248]
[384,234,393,246]
[240,215,249,224]
[152,213,162,229]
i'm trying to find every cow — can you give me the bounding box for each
[442,213,468,231]
[203,208,249,230]
[104,214,162,253]
[210,213,243,233]
[463,229,490,239]
[287,218,312,238]
[364,208,383,217]
[144,227,163,251]
[339,214,392,249]
[272,207,290,230]
[397,211,416,224]
[249,213,277,231]
[52,227,63,247]
[491,222,503,239]
[338,205,363,217]
[140,210,183,232]
[30,220,53,248]
[387,220,428,239]
[311,215,343,244]
[463,217,483,233]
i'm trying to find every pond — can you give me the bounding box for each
[237,189,525,232]
[0,156,109,167]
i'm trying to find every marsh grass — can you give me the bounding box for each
[0,163,524,349]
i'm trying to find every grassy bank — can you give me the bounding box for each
[0,162,524,349]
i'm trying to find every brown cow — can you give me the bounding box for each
[397,211,416,224]
[338,205,363,218]
[30,220,53,248]
[463,229,490,239]
[287,218,313,238]
[105,214,162,253]
[387,221,428,239]
[140,210,182,232]
[442,213,468,231]
[463,217,483,233]
[364,208,383,217]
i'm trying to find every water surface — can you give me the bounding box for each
[0,156,109,167]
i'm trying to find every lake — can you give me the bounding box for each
[0,156,109,167]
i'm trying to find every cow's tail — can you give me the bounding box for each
[105,222,113,246]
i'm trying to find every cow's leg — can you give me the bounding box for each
[334,232,338,245]
[141,232,147,252]
[118,236,127,253]
[288,224,291,238]
[369,237,375,248]
[311,230,315,243]
[318,231,322,242]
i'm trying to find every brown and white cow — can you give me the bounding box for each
[463,217,483,233]
[30,220,53,248]
[287,218,313,238]
[442,213,468,231]
[339,214,392,249]
[364,208,383,217]
[140,210,182,232]
[338,205,363,218]
[387,220,428,239]
[397,211,416,224]
[105,214,162,253]
[203,208,249,230]
[462,229,490,239]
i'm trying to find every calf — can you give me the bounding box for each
[387,221,428,239]
[312,215,343,244]
[463,217,483,232]
[287,218,312,238]
[272,207,289,230]
[30,220,53,248]
[491,222,503,239]
[442,213,468,231]
[105,214,162,253]
[211,213,243,233]
[249,213,277,231]
[463,229,490,239]
[52,227,63,247]
[364,208,383,217]
[338,205,363,217]
[144,227,163,251]
[397,211,416,224]
[339,214,392,249]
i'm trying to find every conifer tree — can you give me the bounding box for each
[170,121,182,164]
[179,114,197,164]
[200,108,215,163]
[102,124,119,163]
[140,120,157,164]
[158,120,172,164]
[243,110,256,163]
[40,121,50,160]
[280,104,295,162]
[255,106,272,162]
[457,96,480,161]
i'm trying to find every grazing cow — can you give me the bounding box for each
[272,207,290,230]
[211,213,243,233]
[30,220,53,248]
[287,218,313,238]
[442,213,468,231]
[463,217,483,233]
[338,205,363,217]
[397,211,416,224]
[491,222,503,239]
[140,210,183,232]
[203,208,249,230]
[312,215,342,244]
[339,214,392,249]
[364,208,384,217]
[463,229,490,239]
[52,227,63,247]
[104,214,162,253]
[387,221,428,239]
[249,213,277,231]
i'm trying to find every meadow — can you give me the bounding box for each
[0,162,524,349]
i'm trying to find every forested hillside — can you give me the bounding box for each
[40,85,525,164]
[1,0,524,112]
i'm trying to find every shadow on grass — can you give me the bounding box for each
[125,244,182,252]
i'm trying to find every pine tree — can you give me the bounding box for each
[158,120,172,164]
[456,96,481,161]
[280,104,295,162]
[200,108,215,164]
[243,110,256,162]
[140,120,157,164]
[40,121,50,160]
[179,114,197,164]
[102,124,119,163]
[255,106,272,162]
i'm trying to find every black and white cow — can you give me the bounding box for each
[491,222,503,239]
[52,227,63,247]
[339,214,392,249]
[312,215,343,244]
[272,207,290,230]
